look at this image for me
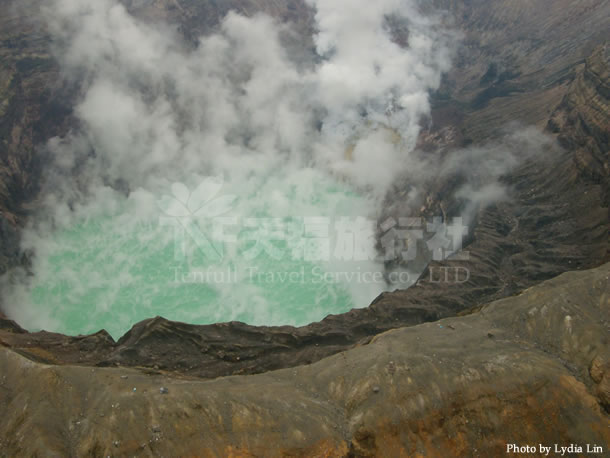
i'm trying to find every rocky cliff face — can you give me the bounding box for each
[431,0,608,137]
[549,44,610,206]
[0,0,71,274]
[1,263,608,456]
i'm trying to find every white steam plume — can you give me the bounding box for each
[2,0,457,335]
[40,0,454,196]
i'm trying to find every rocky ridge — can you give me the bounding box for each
[1,262,608,456]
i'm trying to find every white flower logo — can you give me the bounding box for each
[158,177,236,219]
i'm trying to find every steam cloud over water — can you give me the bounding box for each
[3,0,459,337]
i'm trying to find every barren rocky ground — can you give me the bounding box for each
[1,263,609,456]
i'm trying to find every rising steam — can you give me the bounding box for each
[3,0,548,338]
